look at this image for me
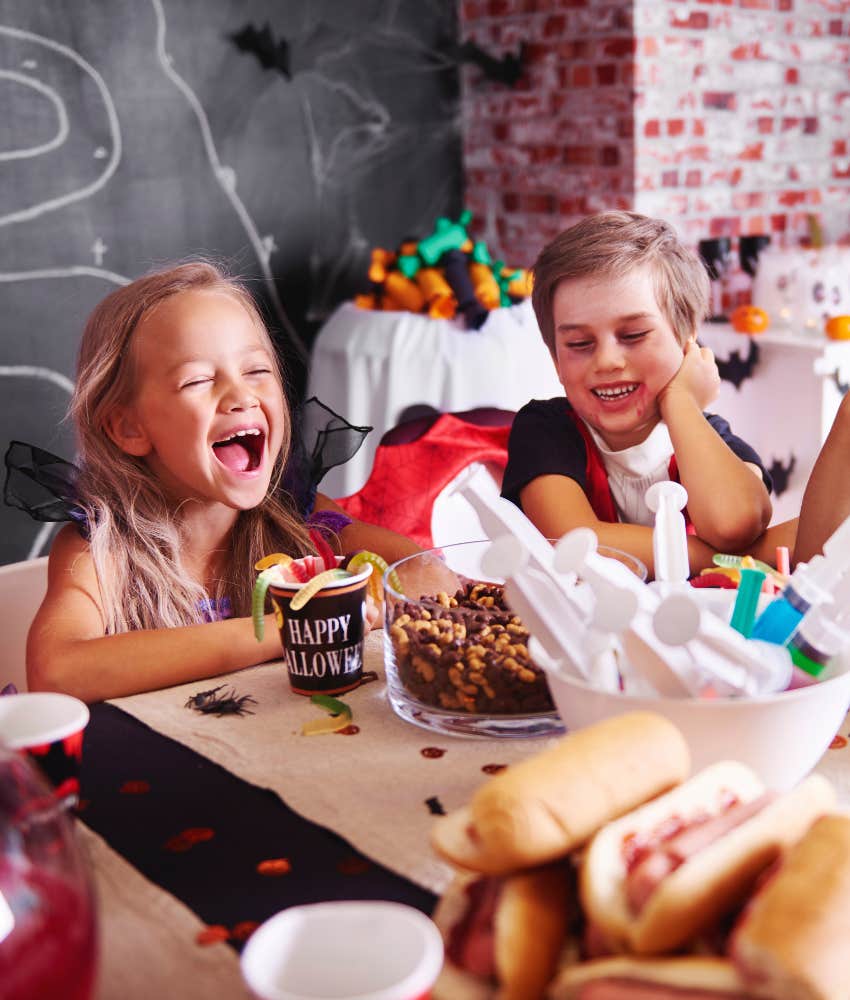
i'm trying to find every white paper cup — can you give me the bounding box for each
[241,901,444,1000]
[0,692,90,805]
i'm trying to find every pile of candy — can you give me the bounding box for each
[354,210,532,330]
[387,580,556,716]
[251,532,402,641]
[690,551,790,595]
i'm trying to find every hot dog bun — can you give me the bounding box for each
[432,864,573,1000]
[730,813,850,1000]
[581,762,836,955]
[430,712,690,875]
[549,956,755,999]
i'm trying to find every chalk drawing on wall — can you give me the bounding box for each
[0,0,462,565]
[149,0,305,360]
[0,24,121,226]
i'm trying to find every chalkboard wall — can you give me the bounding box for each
[0,0,462,564]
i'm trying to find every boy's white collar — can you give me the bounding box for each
[586,421,673,477]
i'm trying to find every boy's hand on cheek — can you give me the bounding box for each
[659,337,720,412]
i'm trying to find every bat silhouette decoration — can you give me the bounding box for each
[714,339,760,389]
[766,454,796,498]
[229,22,291,78]
[457,40,526,86]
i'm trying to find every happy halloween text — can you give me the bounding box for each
[284,614,361,677]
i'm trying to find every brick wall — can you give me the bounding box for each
[459,0,636,270]
[460,0,850,291]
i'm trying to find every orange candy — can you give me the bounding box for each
[825,315,850,340]
[730,304,770,334]
[196,925,230,946]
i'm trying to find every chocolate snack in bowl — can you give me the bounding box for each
[389,580,554,714]
[382,540,566,739]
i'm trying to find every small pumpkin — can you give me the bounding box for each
[825,315,850,340]
[730,304,770,335]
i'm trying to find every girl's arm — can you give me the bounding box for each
[794,393,850,566]
[659,340,772,551]
[27,525,285,704]
[313,492,423,564]
[519,473,721,580]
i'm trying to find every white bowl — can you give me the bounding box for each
[545,659,850,791]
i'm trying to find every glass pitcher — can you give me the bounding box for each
[0,742,97,998]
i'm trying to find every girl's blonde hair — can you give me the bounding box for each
[531,211,710,354]
[70,260,313,634]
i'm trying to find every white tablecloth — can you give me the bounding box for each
[306,300,563,498]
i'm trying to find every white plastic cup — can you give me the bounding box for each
[241,901,444,1000]
[0,692,90,806]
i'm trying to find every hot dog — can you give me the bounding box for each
[580,762,836,955]
[431,864,573,1000]
[430,712,690,875]
[730,813,850,1000]
[550,956,757,999]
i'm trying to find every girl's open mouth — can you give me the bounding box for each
[212,428,265,472]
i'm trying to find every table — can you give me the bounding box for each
[75,631,850,1000]
[306,300,564,499]
[77,632,546,999]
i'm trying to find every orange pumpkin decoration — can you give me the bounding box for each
[730,304,770,334]
[825,315,850,340]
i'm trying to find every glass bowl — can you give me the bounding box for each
[382,540,646,738]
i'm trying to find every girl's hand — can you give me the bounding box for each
[660,337,720,411]
[363,594,381,635]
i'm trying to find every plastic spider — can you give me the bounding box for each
[184,685,257,716]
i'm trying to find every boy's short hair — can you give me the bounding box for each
[531,211,710,353]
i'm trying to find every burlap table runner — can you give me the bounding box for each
[108,630,552,895]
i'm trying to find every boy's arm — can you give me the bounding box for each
[659,341,771,551]
[519,473,721,580]
[27,525,286,704]
[741,518,798,568]
[794,393,850,565]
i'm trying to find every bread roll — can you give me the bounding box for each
[431,712,690,875]
[731,813,850,1000]
[431,864,572,1000]
[549,956,755,999]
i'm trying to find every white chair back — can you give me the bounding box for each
[0,557,48,693]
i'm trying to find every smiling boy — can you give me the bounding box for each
[501,211,773,579]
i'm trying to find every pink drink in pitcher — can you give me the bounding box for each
[0,746,98,999]
[0,859,97,999]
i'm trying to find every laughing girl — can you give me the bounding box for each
[23,261,420,702]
